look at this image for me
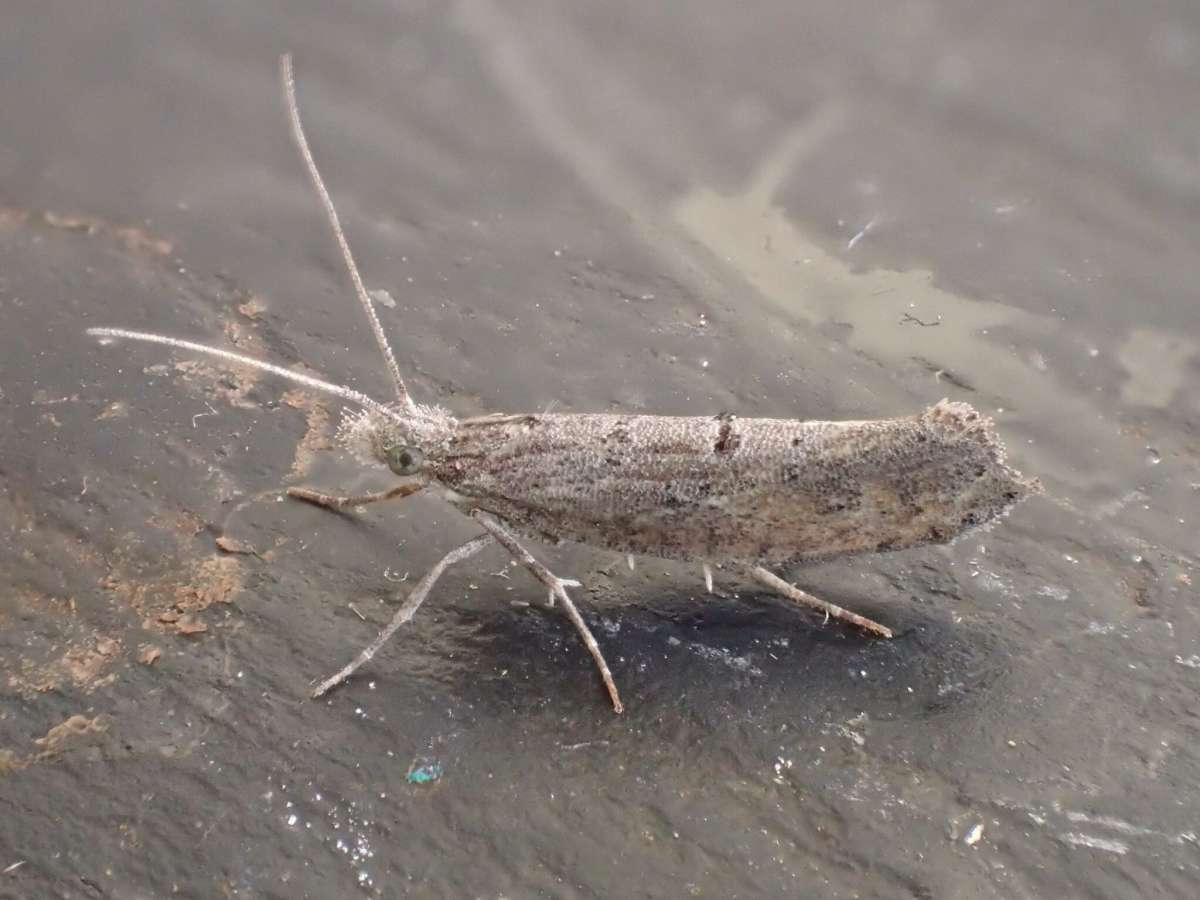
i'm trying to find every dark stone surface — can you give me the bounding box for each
[2,2,1198,896]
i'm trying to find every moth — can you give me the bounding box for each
[88,55,1040,713]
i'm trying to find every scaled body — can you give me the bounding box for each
[432,400,1038,566]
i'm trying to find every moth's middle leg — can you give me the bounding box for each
[470,510,624,714]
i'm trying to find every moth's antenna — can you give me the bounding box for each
[279,53,415,412]
[87,327,396,418]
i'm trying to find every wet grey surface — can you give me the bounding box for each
[2,1,1199,896]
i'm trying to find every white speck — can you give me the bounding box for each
[964,823,984,845]
[369,288,396,308]
[1061,833,1128,855]
[685,640,763,676]
[700,359,709,368]
[846,217,877,250]
[287,814,298,827]
[1037,585,1070,602]
[1064,811,1156,836]
[1175,654,1200,669]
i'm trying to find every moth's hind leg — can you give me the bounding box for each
[744,565,894,639]
[287,481,423,511]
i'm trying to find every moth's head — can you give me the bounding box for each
[336,402,458,478]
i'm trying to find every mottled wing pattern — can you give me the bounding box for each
[433,402,1038,565]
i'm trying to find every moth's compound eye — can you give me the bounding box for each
[385,445,424,476]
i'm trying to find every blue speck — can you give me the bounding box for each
[406,762,443,785]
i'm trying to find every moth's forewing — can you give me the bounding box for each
[433,404,1037,565]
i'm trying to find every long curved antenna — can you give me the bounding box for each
[87,327,395,417]
[279,54,415,413]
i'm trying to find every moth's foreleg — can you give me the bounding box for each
[470,511,624,714]
[311,534,494,698]
[744,565,894,639]
[288,481,423,511]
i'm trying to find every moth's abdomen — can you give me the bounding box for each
[435,403,1039,565]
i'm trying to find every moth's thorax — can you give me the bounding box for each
[337,402,458,470]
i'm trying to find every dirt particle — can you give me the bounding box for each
[96,400,129,421]
[41,209,173,256]
[0,749,22,774]
[33,714,107,759]
[281,389,334,476]
[215,535,257,555]
[236,293,268,320]
[137,645,162,666]
[175,616,208,636]
[175,556,241,611]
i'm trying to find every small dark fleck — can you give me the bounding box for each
[714,418,741,455]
